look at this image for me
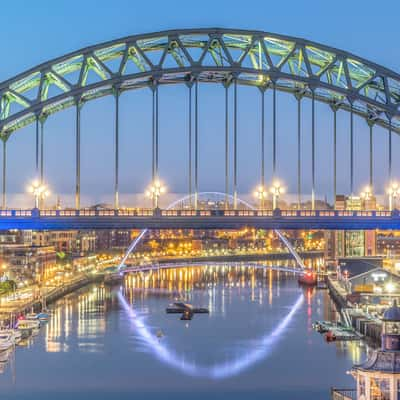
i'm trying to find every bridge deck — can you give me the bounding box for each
[0,208,398,230]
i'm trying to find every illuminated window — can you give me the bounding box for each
[370,377,390,400]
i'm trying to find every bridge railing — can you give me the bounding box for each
[331,388,357,400]
[0,209,397,218]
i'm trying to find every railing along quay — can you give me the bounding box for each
[331,388,357,400]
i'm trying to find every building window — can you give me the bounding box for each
[370,377,390,400]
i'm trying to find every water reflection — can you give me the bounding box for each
[45,286,108,353]
[0,264,371,399]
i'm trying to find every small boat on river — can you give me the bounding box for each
[166,302,209,314]
[298,271,317,286]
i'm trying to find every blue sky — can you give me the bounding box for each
[1,0,399,207]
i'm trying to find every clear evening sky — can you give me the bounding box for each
[0,0,399,207]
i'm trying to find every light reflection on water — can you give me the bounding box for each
[0,264,368,400]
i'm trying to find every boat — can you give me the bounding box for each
[180,310,193,320]
[166,302,209,314]
[0,329,22,344]
[298,270,317,286]
[156,330,164,339]
[37,312,49,322]
[325,330,337,342]
[25,313,39,320]
[16,319,40,331]
[0,333,14,352]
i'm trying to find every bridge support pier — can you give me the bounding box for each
[75,102,81,210]
[272,82,277,179]
[350,104,354,196]
[114,89,120,209]
[151,82,159,183]
[188,84,192,208]
[40,118,45,184]
[35,117,40,179]
[388,119,392,182]
[369,120,374,188]
[260,86,266,199]
[225,83,229,209]
[311,91,315,210]
[295,92,303,209]
[194,80,199,209]
[2,140,6,209]
[233,79,238,210]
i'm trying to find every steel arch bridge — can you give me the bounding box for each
[1,28,400,213]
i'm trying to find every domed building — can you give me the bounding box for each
[349,301,400,400]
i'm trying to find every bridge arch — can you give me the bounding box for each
[117,191,306,271]
[1,28,399,135]
[1,28,398,209]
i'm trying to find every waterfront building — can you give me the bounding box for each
[377,232,400,257]
[32,230,78,253]
[0,244,56,283]
[347,301,400,399]
[328,195,377,259]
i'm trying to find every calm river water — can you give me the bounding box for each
[0,265,368,399]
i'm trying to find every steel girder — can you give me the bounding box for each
[1,28,400,137]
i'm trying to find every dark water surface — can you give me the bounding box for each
[0,266,366,399]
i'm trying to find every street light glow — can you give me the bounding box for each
[27,181,50,209]
[253,185,267,209]
[387,182,399,211]
[269,181,284,209]
[146,180,166,209]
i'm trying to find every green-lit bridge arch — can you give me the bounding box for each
[1,27,400,135]
[1,28,400,210]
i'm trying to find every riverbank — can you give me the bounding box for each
[0,273,102,326]
[327,277,382,345]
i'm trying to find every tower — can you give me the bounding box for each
[351,301,400,399]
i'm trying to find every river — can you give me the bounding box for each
[0,264,368,399]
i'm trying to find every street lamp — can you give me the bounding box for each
[388,182,399,211]
[27,180,50,209]
[360,185,373,210]
[270,181,284,210]
[253,185,268,209]
[146,180,166,209]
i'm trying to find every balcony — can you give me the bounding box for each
[331,388,357,400]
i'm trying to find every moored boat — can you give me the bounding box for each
[298,270,317,286]
[0,333,14,352]
[16,319,40,331]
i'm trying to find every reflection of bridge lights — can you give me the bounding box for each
[146,180,166,209]
[270,181,284,209]
[388,182,399,211]
[118,289,304,379]
[27,180,50,209]
[253,185,268,209]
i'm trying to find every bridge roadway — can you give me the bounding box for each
[0,208,399,230]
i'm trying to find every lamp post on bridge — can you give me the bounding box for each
[146,180,166,209]
[388,182,399,211]
[270,181,284,210]
[253,185,268,209]
[28,180,50,209]
[360,185,373,210]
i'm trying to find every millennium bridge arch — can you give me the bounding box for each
[1,28,400,210]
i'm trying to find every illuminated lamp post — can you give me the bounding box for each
[146,180,166,209]
[27,180,50,209]
[253,185,268,209]
[360,185,373,210]
[388,182,399,211]
[270,181,284,210]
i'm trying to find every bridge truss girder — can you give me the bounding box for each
[1,28,400,137]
